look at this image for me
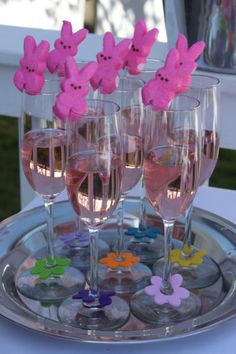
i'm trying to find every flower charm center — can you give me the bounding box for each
[72,289,116,308]
[99,252,140,269]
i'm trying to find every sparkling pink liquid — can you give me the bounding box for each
[21,129,66,197]
[199,130,220,186]
[66,151,122,227]
[144,146,198,220]
[122,135,144,194]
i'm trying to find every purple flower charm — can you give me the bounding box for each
[59,231,89,247]
[125,226,160,239]
[72,289,116,308]
[145,274,190,307]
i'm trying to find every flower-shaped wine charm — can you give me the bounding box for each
[125,226,160,239]
[99,252,140,269]
[145,274,189,307]
[59,230,89,247]
[171,245,207,268]
[72,289,116,308]
[30,255,71,280]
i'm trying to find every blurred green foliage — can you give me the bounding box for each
[0,115,236,222]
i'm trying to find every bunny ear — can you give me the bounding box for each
[73,28,89,45]
[79,61,98,81]
[143,28,159,46]
[164,48,180,68]
[188,40,206,60]
[24,36,36,58]
[35,40,50,61]
[176,33,188,52]
[133,19,147,38]
[103,32,115,51]
[116,39,132,58]
[61,20,73,37]
[65,56,79,78]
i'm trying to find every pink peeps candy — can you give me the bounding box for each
[142,48,196,111]
[124,19,159,75]
[47,20,88,77]
[175,33,205,93]
[90,32,131,94]
[53,56,98,121]
[13,35,50,95]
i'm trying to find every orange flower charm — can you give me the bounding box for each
[99,252,140,269]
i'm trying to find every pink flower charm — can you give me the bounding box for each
[144,274,190,307]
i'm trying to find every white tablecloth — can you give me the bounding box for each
[1,186,236,353]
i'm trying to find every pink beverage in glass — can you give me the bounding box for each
[199,130,220,186]
[122,135,144,194]
[66,151,123,227]
[21,128,66,197]
[144,146,197,219]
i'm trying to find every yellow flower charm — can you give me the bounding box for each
[171,245,207,268]
[99,252,140,269]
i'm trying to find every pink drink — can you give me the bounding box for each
[144,146,197,220]
[21,129,66,197]
[66,151,122,227]
[199,130,220,186]
[122,135,144,194]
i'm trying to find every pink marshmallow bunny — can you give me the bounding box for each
[175,33,205,93]
[53,56,98,121]
[142,48,196,111]
[90,32,131,94]
[47,20,88,77]
[13,35,50,95]
[124,19,159,75]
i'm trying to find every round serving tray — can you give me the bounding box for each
[0,198,236,343]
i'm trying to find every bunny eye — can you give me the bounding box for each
[78,85,82,89]
[165,78,169,82]
[108,56,112,59]
[157,73,161,77]
[70,83,74,87]
[60,41,64,45]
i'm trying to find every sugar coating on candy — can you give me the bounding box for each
[53,56,98,121]
[90,32,131,94]
[47,20,88,77]
[142,48,196,111]
[13,35,50,95]
[124,19,159,75]
[175,33,205,93]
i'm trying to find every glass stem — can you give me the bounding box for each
[161,219,174,295]
[139,175,148,231]
[88,227,99,295]
[116,196,125,259]
[182,202,194,256]
[43,197,56,264]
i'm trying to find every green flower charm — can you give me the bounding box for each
[30,255,71,280]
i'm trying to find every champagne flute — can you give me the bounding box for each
[97,76,152,294]
[124,58,165,264]
[15,79,85,302]
[154,74,221,290]
[58,99,130,330]
[131,95,202,324]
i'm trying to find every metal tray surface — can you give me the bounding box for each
[0,198,236,344]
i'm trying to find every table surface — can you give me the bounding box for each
[1,185,236,353]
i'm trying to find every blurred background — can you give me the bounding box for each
[0,0,235,221]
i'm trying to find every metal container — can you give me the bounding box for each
[164,0,236,74]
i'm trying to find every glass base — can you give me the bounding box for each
[58,295,130,330]
[130,288,201,325]
[15,265,85,302]
[97,263,152,295]
[153,254,221,290]
[57,239,109,271]
[126,236,164,265]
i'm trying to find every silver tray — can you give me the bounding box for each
[0,198,236,343]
